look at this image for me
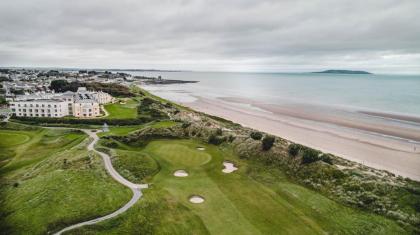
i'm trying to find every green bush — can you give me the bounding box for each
[302,148,320,164]
[208,134,225,145]
[288,143,301,157]
[320,154,333,164]
[261,135,275,151]
[250,131,263,140]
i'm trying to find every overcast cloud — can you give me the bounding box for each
[0,0,419,73]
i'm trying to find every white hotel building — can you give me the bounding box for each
[10,87,114,118]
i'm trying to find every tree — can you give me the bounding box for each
[50,79,69,92]
[0,96,7,105]
[262,135,275,150]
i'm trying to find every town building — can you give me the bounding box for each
[9,87,114,118]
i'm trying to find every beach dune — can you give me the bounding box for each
[185,97,420,181]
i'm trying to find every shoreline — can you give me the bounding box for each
[179,96,420,181]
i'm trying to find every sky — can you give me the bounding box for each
[0,0,419,74]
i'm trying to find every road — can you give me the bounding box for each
[53,129,147,235]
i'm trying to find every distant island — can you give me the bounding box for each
[313,70,372,74]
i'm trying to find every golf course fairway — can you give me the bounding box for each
[70,139,405,234]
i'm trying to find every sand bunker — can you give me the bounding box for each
[222,161,238,173]
[189,195,205,204]
[174,170,189,177]
[196,147,205,151]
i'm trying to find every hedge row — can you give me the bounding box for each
[11,116,154,126]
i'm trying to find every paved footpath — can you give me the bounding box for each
[53,129,147,235]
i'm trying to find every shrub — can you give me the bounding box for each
[288,143,301,157]
[208,134,225,145]
[250,131,263,140]
[320,154,333,164]
[262,135,275,151]
[302,148,320,164]
[102,139,119,148]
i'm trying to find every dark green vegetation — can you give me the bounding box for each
[250,131,263,140]
[49,79,135,97]
[71,138,407,234]
[313,70,372,74]
[261,135,275,150]
[0,123,131,234]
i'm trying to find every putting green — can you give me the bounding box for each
[0,131,30,148]
[146,141,211,167]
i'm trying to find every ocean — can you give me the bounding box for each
[128,71,420,117]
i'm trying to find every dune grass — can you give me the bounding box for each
[0,127,132,235]
[103,98,138,119]
[70,139,407,234]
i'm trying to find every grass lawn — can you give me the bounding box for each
[0,126,132,235]
[70,139,407,234]
[97,125,145,137]
[97,120,178,137]
[0,131,31,148]
[103,98,138,119]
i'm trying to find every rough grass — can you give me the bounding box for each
[70,139,407,234]
[0,127,132,235]
[103,98,138,119]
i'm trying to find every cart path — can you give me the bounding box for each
[53,129,147,235]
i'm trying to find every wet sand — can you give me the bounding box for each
[183,97,420,181]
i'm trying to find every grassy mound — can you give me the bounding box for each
[0,126,131,235]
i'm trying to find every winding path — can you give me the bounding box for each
[53,129,148,235]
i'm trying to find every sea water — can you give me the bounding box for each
[128,71,420,117]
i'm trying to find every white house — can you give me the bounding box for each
[9,87,114,118]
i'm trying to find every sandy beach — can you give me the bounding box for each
[182,96,420,181]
